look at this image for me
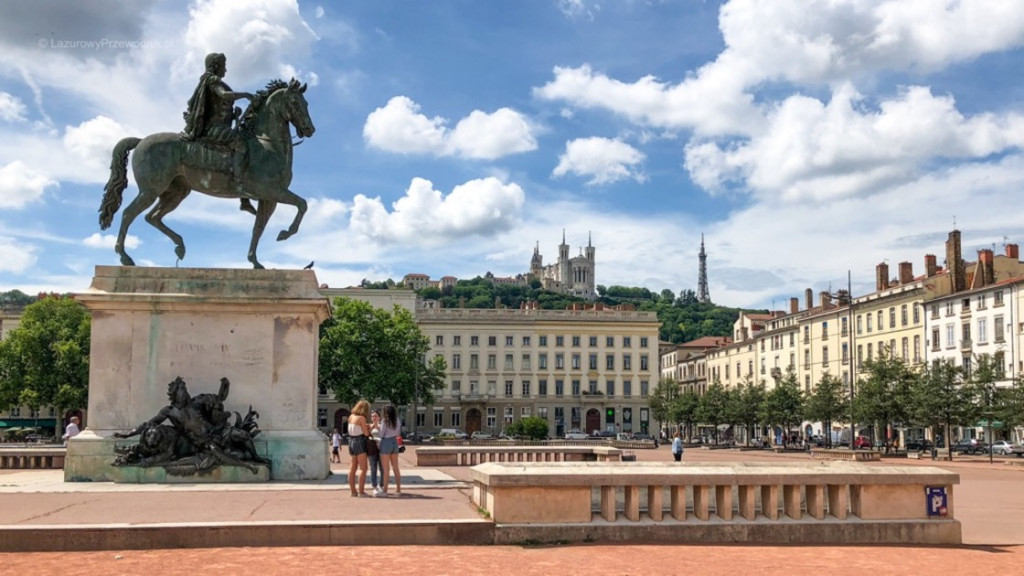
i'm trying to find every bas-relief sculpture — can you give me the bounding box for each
[98,52,316,269]
[113,377,269,475]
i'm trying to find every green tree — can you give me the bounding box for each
[506,416,549,440]
[0,295,90,434]
[648,378,681,433]
[761,367,804,446]
[319,298,446,407]
[994,381,1024,435]
[0,290,36,306]
[697,382,729,442]
[856,346,916,451]
[670,389,700,441]
[911,359,979,460]
[804,373,848,448]
[730,377,766,446]
[970,353,1004,441]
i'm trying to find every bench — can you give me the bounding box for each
[470,461,960,545]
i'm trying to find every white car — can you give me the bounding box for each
[989,440,1024,456]
[564,429,588,440]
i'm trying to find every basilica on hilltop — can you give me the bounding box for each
[529,231,596,300]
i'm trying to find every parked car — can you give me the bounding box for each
[564,429,588,440]
[593,430,617,439]
[952,438,981,455]
[470,431,494,440]
[988,440,1024,456]
[853,435,873,450]
[904,438,934,452]
[435,428,468,440]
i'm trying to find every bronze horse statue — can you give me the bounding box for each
[99,78,315,269]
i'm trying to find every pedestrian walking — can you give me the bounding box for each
[330,428,342,463]
[671,431,684,462]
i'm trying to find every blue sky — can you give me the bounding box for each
[2,0,1024,309]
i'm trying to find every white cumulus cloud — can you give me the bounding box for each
[0,236,37,274]
[0,92,27,122]
[363,96,536,159]
[349,177,525,244]
[684,84,1024,201]
[553,137,646,185]
[0,161,57,208]
[63,116,131,180]
[182,0,318,85]
[82,232,140,250]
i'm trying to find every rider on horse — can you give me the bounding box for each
[180,52,256,214]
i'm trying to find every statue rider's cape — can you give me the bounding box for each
[181,72,228,141]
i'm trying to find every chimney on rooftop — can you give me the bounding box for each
[946,230,965,292]
[898,262,913,285]
[925,254,938,278]
[790,297,799,314]
[876,262,890,292]
[1007,244,1020,260]
[820,291,832,308]
[805,288,813,310]
[977,249,995,287]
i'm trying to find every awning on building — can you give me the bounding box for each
[0,418,57,428]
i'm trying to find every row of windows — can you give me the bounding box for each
[449,378,650,398]
[852,304,922,335]
[434,334,650,349]
[408,404,648,430]
[446,352,651,372]
[931,291,1005,319]
[931,316,1006,350]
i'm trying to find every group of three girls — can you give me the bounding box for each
[347,400,403,497]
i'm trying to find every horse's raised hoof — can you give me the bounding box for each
[276,230,291,242]
[175,245,186,260]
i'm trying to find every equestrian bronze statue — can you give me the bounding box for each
[99,52,315,269]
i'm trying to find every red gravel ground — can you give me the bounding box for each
[3,445,1022,575]
[3,544,1022,576]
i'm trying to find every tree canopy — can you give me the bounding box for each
[318,297,446,407]
[0,295,90,416]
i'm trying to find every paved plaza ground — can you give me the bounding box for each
[1,445,1022,575]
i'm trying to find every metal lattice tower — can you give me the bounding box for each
[698,234,710,303]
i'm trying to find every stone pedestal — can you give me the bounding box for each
[65,266,331,482]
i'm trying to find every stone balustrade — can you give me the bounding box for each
[471,461,960,545]
[0,448,66,469]
[416,445,622,467]
[809,449,881,462]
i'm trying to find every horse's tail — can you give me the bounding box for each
[98,137,142,230]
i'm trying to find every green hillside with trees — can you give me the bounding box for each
[359,278,757,344]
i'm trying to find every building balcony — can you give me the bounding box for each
[960,338,972,352]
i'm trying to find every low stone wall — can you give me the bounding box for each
[471,461,960,545]
[416,446,622,467]
[809,449,881,462]
[0,448,66,469]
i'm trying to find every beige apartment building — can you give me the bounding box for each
[415,303,660,438]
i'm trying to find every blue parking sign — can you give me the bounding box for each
[926,486,948,517]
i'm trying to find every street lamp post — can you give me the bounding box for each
[847,271,856,451]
